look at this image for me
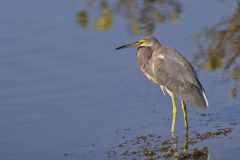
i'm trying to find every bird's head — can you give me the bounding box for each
[115,37,160,50]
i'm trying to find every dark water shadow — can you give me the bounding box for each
[193,1,240,98]
[75,0,181,35]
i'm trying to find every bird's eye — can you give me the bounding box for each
[139,40,145,45]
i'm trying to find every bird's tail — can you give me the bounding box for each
[191,87,208,108]
[202,91,208,107]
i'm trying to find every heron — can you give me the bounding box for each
[115,37,208,136]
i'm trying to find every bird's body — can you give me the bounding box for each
[136,42,208,108]
[116,37,208,136]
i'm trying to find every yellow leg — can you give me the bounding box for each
[171,95,177,137]
[181,100,188,132]
[183,132,189,154]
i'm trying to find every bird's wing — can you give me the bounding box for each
[167,48,197,80]
[152,48,207,108]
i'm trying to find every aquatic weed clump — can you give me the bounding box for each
[108,127,233,160]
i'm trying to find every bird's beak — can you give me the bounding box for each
[115,41,140,50]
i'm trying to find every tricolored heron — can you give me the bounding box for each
[115,37,208,136]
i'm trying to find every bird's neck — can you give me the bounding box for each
[151,42,161,51]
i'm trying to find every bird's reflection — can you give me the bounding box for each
[170,133,209,160]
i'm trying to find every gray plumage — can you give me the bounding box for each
[136,37,208,108]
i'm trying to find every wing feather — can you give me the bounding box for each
[152,48,208,108]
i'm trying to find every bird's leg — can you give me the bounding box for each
[183,132,189,154]
[171,95,177,137]
[181,100,188,132]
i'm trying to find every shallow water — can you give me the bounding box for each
[0,0,240,160]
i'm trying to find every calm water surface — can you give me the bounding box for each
[0,0,240,160]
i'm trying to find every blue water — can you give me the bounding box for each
[0,0,239,160]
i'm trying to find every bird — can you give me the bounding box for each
[115,36,208,136]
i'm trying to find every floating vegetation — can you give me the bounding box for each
[108,127,233,160]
